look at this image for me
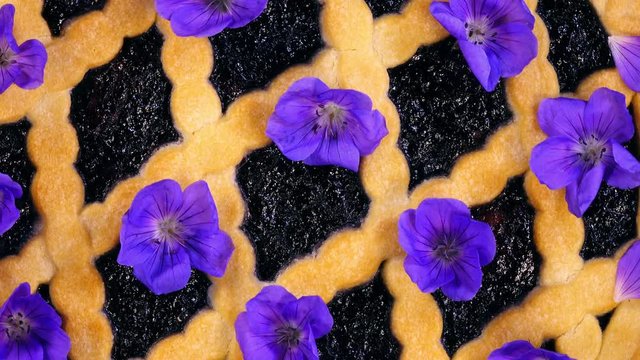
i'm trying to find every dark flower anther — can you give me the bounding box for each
[398,198,497,301]
[266,77,389,172]
[430,0,538,91]
[530,88,640,217]
[156,0,268,38]
[118,179,234,295]
[488,340,574,360]
[235,285,333,360]
[0,283,71,359]
[0,4,47,94]
[0,173,22,237]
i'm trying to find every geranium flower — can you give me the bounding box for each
[156,0,268,38]
[0,283,71,360]
[266,77,388,172]
[235,285,333,360]
[118,179,234,295]
[0,173,21,236]
[488,340,574,360]
[0,4,47,94]
[530,88,640,217]
[430,0,537,91]
[398,198,496,301]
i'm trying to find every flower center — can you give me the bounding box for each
[579,134,607,166]
[434,235,460,262]
[314,102,347,138]
[209,0,233,12]
[275,324,302,348]
[2,311,31,341]
[155,217,184,244]
[0,46,15,68]
[464,18,495,45]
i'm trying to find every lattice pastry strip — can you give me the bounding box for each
[0,0,637,359]
[0,0,156,124]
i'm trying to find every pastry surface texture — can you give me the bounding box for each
[0,0,639,359]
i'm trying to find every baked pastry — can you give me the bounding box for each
[0,0,639,359]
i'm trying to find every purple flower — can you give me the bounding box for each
[0,283,71,360]
[398,198,496,301]
[430,0,537,91]
[530,88,640,218]
[0,173,21,236]
[266,77,389,172]
[118,179,234,295]
[609,36,640,92]
[488,340,574,360]
[156,0,268,38]
[235,286,333,360]
[0,4,47,94]
[615,240,640,302]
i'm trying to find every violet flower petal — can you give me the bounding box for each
[459,39,502,91]
[227,0,269,29]
[246,285,298,312]
[347,110,388,156]
[285,296,333,338]
[133,241,192,295]
[117,213,159,267]
[530,136,583,190]
[615,240,640,302]
[584,88,634,144]
[486,22,538,78]
[489,340,574,360]
[179,181,234,276]
[404,255,456,293]
[235,312,287,360]
[127,179,184,225]
[304,132,361,171]
[398,209,433,263]
[440,251,482,301]
[430,1,467,39]
[537,97,587,141]
[462,220,497,266]
[0,173,22,236]
[5,339,44,360]
[481,0,535,27]
[605,142,640,189]
[609,36,640,92]
[0,4,14,37]
[415,197,471,236]
[170,3,234,38]
[565,164,605,218]
[13,39,47,90]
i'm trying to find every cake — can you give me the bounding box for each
[0,0,639,359]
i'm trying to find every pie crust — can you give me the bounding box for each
[0,0,638,359]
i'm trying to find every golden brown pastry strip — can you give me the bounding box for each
[556,315,602,360]
[0,0,637,358]
[0,237,54,302]
[27,91,113,359]
[0,0,156,124]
